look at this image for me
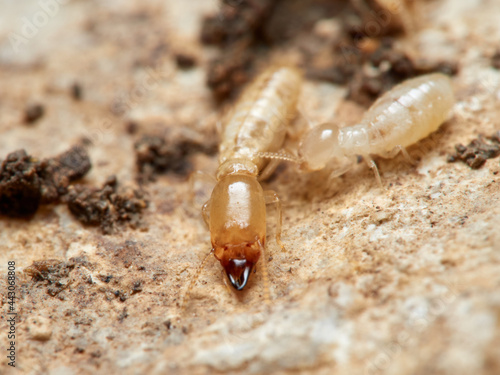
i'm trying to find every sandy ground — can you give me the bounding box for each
[1,0,500,374]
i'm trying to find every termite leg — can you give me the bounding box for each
[264,190,286,252]
[379,146,401,159]
[181,249,214,311]
[258,147,298,180]
[201,200,211,227]
[292,106,314,138]
[261,190,286,305]
[327,160,356,179]
[189,170,216,210]
[399,146,417,166]
[364,156,384,189]
[258,158,282,181]
[380,145,416,166]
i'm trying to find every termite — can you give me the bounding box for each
[185,66,302,302]
[263,73,455,186]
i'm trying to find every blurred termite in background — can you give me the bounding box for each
[261,73,455,187]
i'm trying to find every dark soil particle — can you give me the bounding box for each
[39,145,92,203]
[175,53,197,69]
[492,50,500,70]
[0,146,91,217]
[201,1,457,106]
[131,281,143,294]
[0,150,41,216]
[71,82,83,100]
[206,49,255,101]
[200,0,279,101]
[201,0,351,101]
[24,103,45,124]
[135,134,217,181]
[24,256,92,296]
[66,176,148,234]
[125,121,139,135]
[346,38,458,106]
[447,131,500,169]
[200,0,278,46]
[118,307,128,321]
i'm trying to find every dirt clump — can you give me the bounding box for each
[24,103,45,124]
[492,50,500,70]
[0,146,91,217]
[66,175,148,234]
[174,52,197,69]
[201,1,457,107]
[135,134,217,181]
[24,257,92,296]
[345,38,458,106]
[447,131,500,169]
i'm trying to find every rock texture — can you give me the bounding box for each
[1,0,500,374]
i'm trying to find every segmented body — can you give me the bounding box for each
[340,73,454,156]
[218,66,302,174]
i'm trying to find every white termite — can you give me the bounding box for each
[266,73,455,186]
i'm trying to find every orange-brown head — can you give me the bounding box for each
[213,239,262,290]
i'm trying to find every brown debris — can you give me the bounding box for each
[125,121,139,135]
[0,146,146,233]
[135,134,217,181]
[346,38,457,106]
[206,48,254,101]
[24,257,91,296]
[200,0,279,101]
[447,131,500,169]
[306,63,357,85]
[349,0,405,36]
[66,176,148,234]
[175,53,197,70]
[200,0,278,46]
[346,39,415,105]
[201,1,457,105]
[201,1,351,101]
[492,50,500,70]
[25,259,75,282]
[38,145,92,203]
[24,103,45,124]
[261,1,348,44]
[0,146,91,217]
[0,150,42,216]
[71,82,83,100]
[106,240,142,269]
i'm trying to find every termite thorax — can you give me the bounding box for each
[216,158,259,180]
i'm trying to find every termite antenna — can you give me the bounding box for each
[257,151,299,163]
[258,241,271,307]
[180,249,214,313]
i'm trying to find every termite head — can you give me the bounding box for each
[298,123,344,171]
[214,240,262,290]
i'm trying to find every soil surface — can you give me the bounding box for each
[1,1,500,374]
